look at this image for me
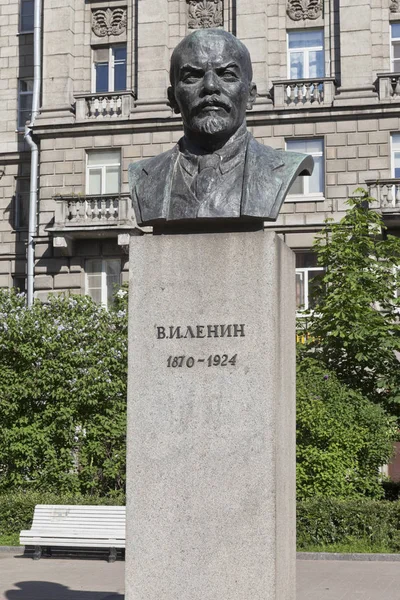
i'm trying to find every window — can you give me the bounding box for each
[14,178,30,229]
[286,139,324,198]
[85,258,121,308]
[18,79,33,129]
[13,277,26,294]
[288,30,324,79]
[20,0,34,32]
[86,150,121,195]
[391,24,400,72]
[295,253,324,311]
[92,45,127,93]
[392,133,400,177]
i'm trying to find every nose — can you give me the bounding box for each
[202,70,220,95]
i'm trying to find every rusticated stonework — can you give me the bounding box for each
[390,0,400,12]
[187,0,223,29]
[287,0,322,21]
[92,7,127,37]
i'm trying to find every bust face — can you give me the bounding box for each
[168,30,257,146]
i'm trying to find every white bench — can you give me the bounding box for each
[20,504,126,561]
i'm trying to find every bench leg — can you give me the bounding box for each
[108,547,117,563]
[34,545,42,560]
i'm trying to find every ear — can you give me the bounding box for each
[247,82,257,110]
[167,86,180,114]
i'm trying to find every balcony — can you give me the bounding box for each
[365,179,400,214]
[49,193,135,254]
[272,77,336,109]
[75,91,136,121]
[376,73,400,102]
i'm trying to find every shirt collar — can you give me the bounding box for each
[179,124,249,176]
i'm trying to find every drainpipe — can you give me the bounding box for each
[24,0,42,307]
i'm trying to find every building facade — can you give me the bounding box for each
[0,0,400,310]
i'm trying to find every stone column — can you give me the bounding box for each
[126,230,296,600]
[36,0,76,124]
[334,0,378,105]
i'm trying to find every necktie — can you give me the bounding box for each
[193,154,221,204]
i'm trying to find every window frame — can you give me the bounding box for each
[91,44,127,94]
[391,23,400,73]
[85,258,121,309]
[285,138,325,201]
[85,149,121,196]
[17,78,33,130]
[19,0,34,33]
[287,29,325,80]
[391,133,400,178]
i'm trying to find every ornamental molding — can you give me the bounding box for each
[92,7,127,37]
[287,0,322,21]
[390,0,400,13]
[187,0,223,29]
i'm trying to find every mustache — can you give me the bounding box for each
[191,97,231,116]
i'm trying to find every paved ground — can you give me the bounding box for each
[1,552,400,599]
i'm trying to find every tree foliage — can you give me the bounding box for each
[0,289,128,495]
[303,191,400,414]
[297,355,397,500]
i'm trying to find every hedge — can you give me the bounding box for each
[297,497,400,551]
[0,492,125,537]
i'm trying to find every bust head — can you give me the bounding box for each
[168,29,257,150]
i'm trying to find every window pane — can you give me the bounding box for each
[296,272,305,308]
[93,48,109,62]
[114,61,127,91]
[288,176,303,196]
[87,259,103,274]
[296,253,318,269]
[290,52,304,79]
[308,270,323,309]
[20,79,33,93]
[289,30,324,49]
[287,139,323,154]
[394,152,400,177]
[393,43,400,59]
[88,169,102,195]
[309,50,324,78]
[87,151,120,166]
[106,261,121,307]
[106,259,121,278]
[392,23,400,39]
[20,95,32,110]
[95,63,109,93]
[309,155,324,194]
[21,0,34,31]
[88,288,102,305]
[105,166,120,194]
[113,46,127,62]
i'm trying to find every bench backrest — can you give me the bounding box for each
[31,505,126,531]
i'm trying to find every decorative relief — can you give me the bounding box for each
[187,0,223,29]
[390,0,400,13]
[92,7,127,37]
[287,0,322,21]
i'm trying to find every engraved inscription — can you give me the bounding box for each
[156,324,245,339]
[167,354,237,368]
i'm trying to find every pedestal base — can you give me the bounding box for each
[126,230,296,600]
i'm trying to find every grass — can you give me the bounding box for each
[0,533,20,546]
[298,538,397,554]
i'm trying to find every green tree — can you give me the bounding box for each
[303,191,400,415]
[0,289,128,495]
[297,356,396,500]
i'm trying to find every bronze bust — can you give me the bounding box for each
[129,29,313,227]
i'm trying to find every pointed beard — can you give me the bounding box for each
[192,115,227,135]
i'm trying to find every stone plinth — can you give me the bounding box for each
[126,230,296,600]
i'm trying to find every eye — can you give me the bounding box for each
[181,71,202,83]
[219,70,239,81]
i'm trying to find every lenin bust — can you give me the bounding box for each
[129,29,313,228]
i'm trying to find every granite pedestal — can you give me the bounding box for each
[126,230,296,600]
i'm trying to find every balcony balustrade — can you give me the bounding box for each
[272,77,336,109]
[75,91,135,121]
[54,193,133,229]
[365,179,400,212]
[376,73,400,102]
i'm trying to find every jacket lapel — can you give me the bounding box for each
[242,136,284,219]
[135,145,179,223]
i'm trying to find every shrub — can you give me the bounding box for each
[297,355,397,500]
[0,289,127,495]
[297,497,400,551]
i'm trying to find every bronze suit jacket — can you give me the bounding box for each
[129,133,313,226]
